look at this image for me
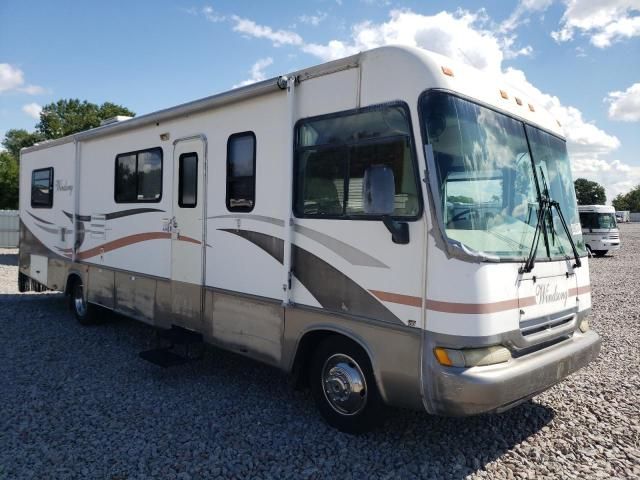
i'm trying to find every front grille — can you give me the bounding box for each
[520,308,576,338]
[608,233,619,240]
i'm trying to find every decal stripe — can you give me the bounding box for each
[63,208,165,223]
[569,285,591,296]
[369,290,422,307]
[27,211,54,225]
[77,232,200,260]
[220,229,404,325]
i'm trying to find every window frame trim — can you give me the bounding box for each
[178,152,199,209]
[31,167,54,209]
[114,146,163,204]
[225,131,257,213]
[292,100,424,221]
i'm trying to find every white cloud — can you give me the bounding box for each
[500,0,554,32]
[0,63,45,95]
[303,10,507,72]
[606,82,640,121]
[231,16,303,46]
[22,102,42,120]
[299,12,328,27]
[202,5,225,23]
[233,57,274,88]
[552,0,640,48]
[0,63,25,92]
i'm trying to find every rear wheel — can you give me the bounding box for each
[310,336,385,434]
[593,250,607,257]
[69,279,98,325]
[18,272,29,292]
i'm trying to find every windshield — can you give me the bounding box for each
[580,212,617,230]
[421,91,586,261]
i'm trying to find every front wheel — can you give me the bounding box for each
[593,250,607,257]
[70,280,98,325]
[310,337,385,434]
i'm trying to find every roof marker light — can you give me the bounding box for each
[528,104,535,112]
[500,90,509,99]
[441,66,454,77]
[515,97,523,106]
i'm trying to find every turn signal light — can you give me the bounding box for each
[441,66,454,77]
[434,346,512,367]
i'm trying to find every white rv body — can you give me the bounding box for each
[579,205,620,256]
[19,46,600,422]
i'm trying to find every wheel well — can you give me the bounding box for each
[64,273,82,296]
[290,330,370,390]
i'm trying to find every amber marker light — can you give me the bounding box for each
[500,90,509,99]
[434,347,453,366]
[528,104,535,112]
[515,97,523,106]
[441,66,454,77]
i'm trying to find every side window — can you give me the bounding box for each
[178,153,198,208]
[115,147,162,203]
[31,167,54,208]
[226,132,256,212]
[294,103,421,219]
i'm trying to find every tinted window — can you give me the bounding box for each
[31,167,54,208]
[115,147,162,203]
[295,104,420,218]
[226,132,256,212]
[179,153,198,208]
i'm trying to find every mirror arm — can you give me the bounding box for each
[382,216,410,245]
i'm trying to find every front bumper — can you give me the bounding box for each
[423,330,601,416]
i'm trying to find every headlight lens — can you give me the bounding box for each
[434,345,512,367]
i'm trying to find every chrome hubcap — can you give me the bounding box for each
[322,354,367,415]
[74,285,87,317]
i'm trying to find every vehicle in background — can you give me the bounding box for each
[579,205,620,257]
[615,210,630,223]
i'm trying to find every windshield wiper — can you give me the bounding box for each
[549,199,582,269]
[538,167,582,270]
[519,196,550,274]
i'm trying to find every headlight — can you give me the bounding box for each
[579,318,590,333]
[434,345,512,367]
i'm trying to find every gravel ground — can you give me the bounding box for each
[1,225,639,479]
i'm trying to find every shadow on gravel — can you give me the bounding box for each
[0,294,555,479]
[0,252,18,266]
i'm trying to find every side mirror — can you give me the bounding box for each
[363,165,395,215]
[363,165,410,245]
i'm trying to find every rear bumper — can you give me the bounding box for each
[423,330,601,416]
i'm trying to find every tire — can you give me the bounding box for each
[18,272,29,292]
[69,279,98,325]
[593,250,607,257]
[310,336,385,434]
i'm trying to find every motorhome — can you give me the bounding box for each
[19,46,600,433]
[579,205,620,256]
[615,210,629,223]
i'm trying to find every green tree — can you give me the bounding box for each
[1,129,44,158]
[36,99,135,139]
[0,98,135,210]
[612,185,640,212]
[0,151,19,209]
[574,178,606,205]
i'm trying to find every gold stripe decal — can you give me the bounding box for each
[77,232,200,260]
[370,285,590,314]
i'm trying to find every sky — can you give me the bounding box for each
[1,0,639,203]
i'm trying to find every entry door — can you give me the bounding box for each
[171,137,206,285]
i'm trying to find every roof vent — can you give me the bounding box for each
[100,115,133,126]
